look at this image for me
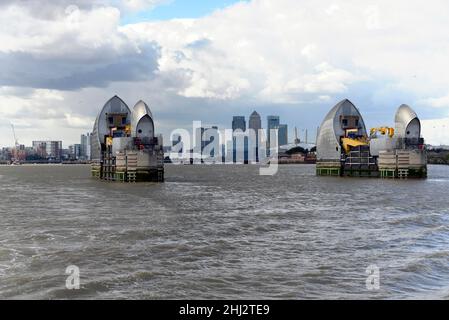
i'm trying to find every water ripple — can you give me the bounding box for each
[0,164,448,299]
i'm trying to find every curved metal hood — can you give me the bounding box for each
[91,95,131,160]
[395,104,421,139]
[131,100,154,138]
[316,99,367,161]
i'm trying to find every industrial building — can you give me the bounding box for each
[316,99,427,178]
[91,96,164,182]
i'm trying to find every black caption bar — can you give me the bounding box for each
[1,300,445,319]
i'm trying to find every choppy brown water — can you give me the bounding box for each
[0,164,449,299]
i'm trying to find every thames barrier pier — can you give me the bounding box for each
[316,99,427,178]
[91,96,164,182]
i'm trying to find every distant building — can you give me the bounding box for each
[87,134,92,160]
[267,115,280,132]
[249,111,262,162]
[32,141,62,161]
[278,124,288,146]
[0,147,11,161]
[80,133,91,160]
[249,111,261,132]
[232,116,248,163]
[194,127,206,155]
[195,126,219,159]
[267,115,280,155]
[266,116,287,148]
[13,144,26,162]
[61,148,71,161]
[232,116,246,132]
[24,147,37,161]
[71,144,81,160]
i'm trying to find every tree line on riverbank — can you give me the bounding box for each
[427,148,449,165]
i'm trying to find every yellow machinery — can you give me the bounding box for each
[341,129,369,154]
[341,137,368,154]
[125,124,131,136]
[370,127,395,138]
[106,136,113,146]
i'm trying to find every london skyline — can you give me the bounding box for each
[1,0,449,147]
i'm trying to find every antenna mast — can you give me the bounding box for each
[294,127,300,145]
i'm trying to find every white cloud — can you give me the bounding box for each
[0,87,96,146]
[301,44,318,60]
[64,113,95,128]
[325,4,340,16]
[364,5,381,30]
[123,1,366,102]
[121,0,169,11]
[2,0,449,146]
[422,118,449,145]
[302,62,357,94]
[420,94,449,109]
[122,0,449,105]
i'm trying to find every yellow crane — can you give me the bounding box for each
[10,123,21,163]
[370,127,395,138]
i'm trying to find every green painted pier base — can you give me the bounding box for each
[91,167,164,183]
[317,163,427,179]
[379,167,427,179]
[316,167,341,176]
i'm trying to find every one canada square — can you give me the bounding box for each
[249,111,262,162]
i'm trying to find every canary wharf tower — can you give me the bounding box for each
[249,111,262,162]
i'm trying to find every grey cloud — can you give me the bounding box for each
[185,38,212,50]
[0,1,107,19]
[0,1,163,19]
[0,44,160,90]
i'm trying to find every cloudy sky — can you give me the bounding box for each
[1,0,449,147]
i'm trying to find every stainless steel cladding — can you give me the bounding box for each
[395,104,421,139]
[91,95,131,161]
[317,99,427,179]
[112,137,134,155]
[370,136,397,156]
[91,96,164,182]
[316,99,367,161]
[131,100,154,139]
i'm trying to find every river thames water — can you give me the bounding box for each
[0,164,448,299]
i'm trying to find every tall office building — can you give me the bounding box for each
[249,111,261,132]
[249,111,262,162]
[69,144,81,160]
[267,116,280,154]
[232,116,246,132]
[232,116,247,163]
[278,124,288,146]
[80,133,91,160]
[267,115,280,131]
[87,133,92,160]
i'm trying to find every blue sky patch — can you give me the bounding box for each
[121,0,247,24]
